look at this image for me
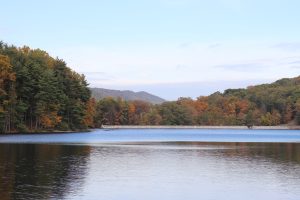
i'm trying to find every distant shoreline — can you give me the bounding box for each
[102,125,300,130]
[1,129,91,135]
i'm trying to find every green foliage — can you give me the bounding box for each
[159,102,193,125]
[0,42,91,133]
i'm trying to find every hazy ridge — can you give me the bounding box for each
[90,88,166,104]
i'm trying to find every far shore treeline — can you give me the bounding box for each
[1,42,300,133]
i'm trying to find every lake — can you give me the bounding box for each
[1,129,300,200]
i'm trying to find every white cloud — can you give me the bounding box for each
[273,42,300,52]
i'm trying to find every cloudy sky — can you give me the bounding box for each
[1,0,300,100]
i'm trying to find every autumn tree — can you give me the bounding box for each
[0,55,16,133]
[83,98,96,128]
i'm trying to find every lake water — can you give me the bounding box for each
[1,129,300,200]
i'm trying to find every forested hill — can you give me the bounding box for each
[0,42,94,133]
[90,88,165,104]
[93,76,300,126]
[219,76,300,125]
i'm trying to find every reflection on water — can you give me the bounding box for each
[0,142,300,200]
[0,145,91,200]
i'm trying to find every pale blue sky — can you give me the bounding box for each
[2,0,300,100]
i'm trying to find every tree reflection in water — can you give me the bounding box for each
[0,144,91,200]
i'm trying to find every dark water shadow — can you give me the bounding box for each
[0,144,91,200]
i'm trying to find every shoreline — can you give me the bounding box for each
[101,125,300,130]
[2,126,300,135]
[0,129,91,135]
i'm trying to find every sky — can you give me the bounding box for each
[1,0,300,100]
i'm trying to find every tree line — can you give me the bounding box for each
[93,78,300,127]
[1,42,300,133]
[95,76,300,127]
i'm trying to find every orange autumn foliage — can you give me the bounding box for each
[83,98,96,127]
[195,97,208,114]
[40,112,62,129]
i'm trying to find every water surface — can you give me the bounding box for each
[1,129,300,200]
[0,129,300,143]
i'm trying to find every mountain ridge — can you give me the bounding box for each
[90,88,166,104]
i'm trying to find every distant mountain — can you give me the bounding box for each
[90,88,166,104]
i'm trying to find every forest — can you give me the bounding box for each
[1,42,300,133]
[0,42,93,133]
[93,77,300,127]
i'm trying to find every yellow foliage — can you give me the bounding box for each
[0,55,16,89]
